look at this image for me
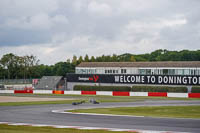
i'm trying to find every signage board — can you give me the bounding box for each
[66,74,200,85]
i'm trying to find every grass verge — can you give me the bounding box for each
[0,93,199,106]
[68,106,200,119]
[0,124,136,133]
[0,100,81,106]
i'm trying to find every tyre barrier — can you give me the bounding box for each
[0,90,200,98]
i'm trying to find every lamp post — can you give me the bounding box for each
[64,78,67,90]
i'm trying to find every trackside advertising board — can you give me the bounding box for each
[66,74,200,85]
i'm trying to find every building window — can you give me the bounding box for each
[139,69,146,75]
[121,69,126,74]
[146,69,151,75]
[163,69,168,75]
[105,70,108,74]
[116,70,118,73]
[109,70,112,73]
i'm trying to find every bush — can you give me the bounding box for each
[74,85,191,92]
[191,86,200,93]
[74,85,131,92]
[131,86,187,93]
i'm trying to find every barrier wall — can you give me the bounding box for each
[33,90,52,94]
[81,91,96,95]
[14,90,33,94]
[148,92,167,97]
[96,91,112,96]
[188,93,200,98]
[53,90,64,94]
[130,92,148,97]
[0,90,200,98]
[113,91,130,96]
[64,91,81,95]
[0,90,14,94]
[167,93,188,98]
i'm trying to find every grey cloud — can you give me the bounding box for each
[0,0,200,64]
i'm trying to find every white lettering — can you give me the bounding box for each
[115,76,119,82]
[147,76,151,83]
[141,76,144,83]
[188,77,192,84]
[131,76,135,82]
[168,76,173,84]
[136,76,141,82]
[182,77,187,84]
[127,76,130,82]
[177,77,182,84]
[151,76,156,83]
[158,76,162,83]
[193,77,198,84]
[120,76,123,83]
[163,76,168,83]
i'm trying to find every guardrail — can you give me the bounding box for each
[0,90,199,98]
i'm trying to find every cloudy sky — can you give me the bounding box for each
[0,0,200,65]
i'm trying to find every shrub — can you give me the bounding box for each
[191,86,200,93]
[131,86,187,93]
[74,85,131,92]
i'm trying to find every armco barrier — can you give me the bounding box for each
[113,91,130,96]
[148,92,167,97]
[0,90,14,94]
[14,90,33,94]
[64,91,81,95]
[189,93,200,98]
[1,90,200,98]
[96,91,113,96]
[53,90,64,94]
[167,93,188,98]
[33,90,52,94]
[81,91,96,95]
[130,92,148,96]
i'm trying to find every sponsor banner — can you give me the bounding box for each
[81,91,96,95]
[66,74,200,85]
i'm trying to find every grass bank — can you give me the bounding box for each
[0,93,199,106]
[0,100,81,106]
[0,124,136,133]
[68,106,200,119]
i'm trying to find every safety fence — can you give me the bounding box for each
[0,90,200,98]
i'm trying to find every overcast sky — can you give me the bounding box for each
[0,0,200,65]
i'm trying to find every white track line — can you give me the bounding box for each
[0,121,189,133]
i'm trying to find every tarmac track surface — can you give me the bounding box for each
[0,100,200,133]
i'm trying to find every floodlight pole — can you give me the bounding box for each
[64,78,67,90]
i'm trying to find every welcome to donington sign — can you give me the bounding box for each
[66,74,200,85]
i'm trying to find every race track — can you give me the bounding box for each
[0,100,200,133]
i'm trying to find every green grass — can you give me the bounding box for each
[0,124,136,133]
[68,106,200,119]
[0,93,199,106]
[0,100,81,106]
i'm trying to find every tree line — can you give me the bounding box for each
[0,49,200,79]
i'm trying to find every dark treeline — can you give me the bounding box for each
[0,49,200,79]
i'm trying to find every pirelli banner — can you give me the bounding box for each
[66,74,200,85]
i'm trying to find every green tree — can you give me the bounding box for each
[84,54,89,62]
[78,56,83,64]
[72,55,78,65]
[130,56,136,62]
[90,56,96,62]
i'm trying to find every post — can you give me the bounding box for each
[64,78,67,91]
[187,86,192,93]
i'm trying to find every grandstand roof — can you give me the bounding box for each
[35,76,62,90]
[77,61,200,68]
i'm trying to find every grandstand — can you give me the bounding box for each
[35,76,63,90]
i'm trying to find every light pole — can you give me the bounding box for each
[64,78,67,90]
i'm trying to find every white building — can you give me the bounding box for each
[76,61,200,75]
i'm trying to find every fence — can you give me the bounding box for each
[0,79,33,84]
